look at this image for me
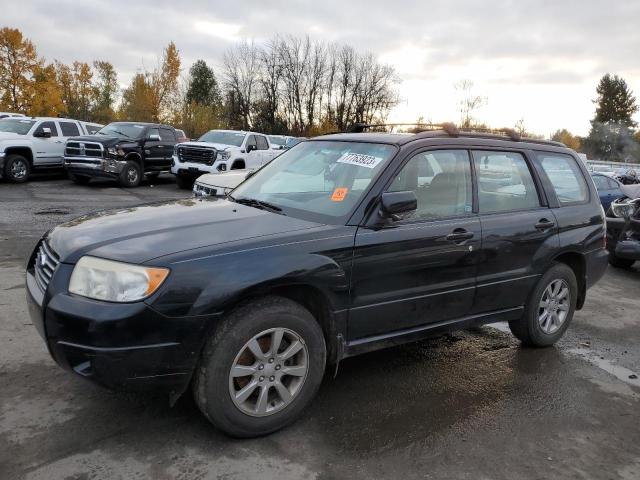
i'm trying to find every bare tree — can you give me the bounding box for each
[455,79,486,128]
[222,40,259,129]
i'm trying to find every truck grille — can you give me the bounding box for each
[34,241,60,292]
[65,141,104,158]
[178,146,217,165]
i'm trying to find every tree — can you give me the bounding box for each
[551,129,581,151]
[92,61,118,123]
[585,74,639,161]
[222,41,259,129]
[30,63,64,116]
[186,59,222,107]
[0,27,39,113]
[119,73,155,121]
[455,80,486,128]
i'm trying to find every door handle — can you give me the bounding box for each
[446,228,474,242]
[535,219,555,231]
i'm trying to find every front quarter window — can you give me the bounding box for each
[231,140,397,224]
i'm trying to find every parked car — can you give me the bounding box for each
[0,117,102,182]
[192,169,253,197]
[268,135,288,150]
[171,130,276,189]
[64,122,179,187]
[0,112,25,119]
[615,168,639,185]
[606,184,640,268]
[591,172,624,210]
[81,122,103,135]
[26,128,607,437]
[285,137,304,149]
[175,129,188,143]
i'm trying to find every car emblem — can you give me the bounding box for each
[79,143,86,155]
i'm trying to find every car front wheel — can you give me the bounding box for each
[193,296,326,437]
[118,161,142,188]
[509,263,577,347]
[4,154,30,183]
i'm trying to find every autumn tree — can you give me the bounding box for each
[91,61,118,123]
[0,27,40,113]
[551,129,581,151]
[585,74,639,161]
[119,73,155,121]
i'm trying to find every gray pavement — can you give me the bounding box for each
[1,174,639,480]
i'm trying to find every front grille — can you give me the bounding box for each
[65,141,104,158]
[34,241,60,292]
[178,146,217,165]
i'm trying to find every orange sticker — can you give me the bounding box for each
[331,187,348,202]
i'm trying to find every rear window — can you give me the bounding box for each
[537,153,589,205]
[59,121,80,136]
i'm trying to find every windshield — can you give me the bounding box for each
[231,140,397,224]
[96,123,147,139]
[269,135,286,146]
[198,130,246,146]
[0,119,36,135]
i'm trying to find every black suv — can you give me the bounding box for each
[26,127,608,437]
[64,122,178,187]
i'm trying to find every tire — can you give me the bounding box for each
[509,263,578,347]
[118,161,142,188]
[193,296,326,438]
[608,252,635,269]
[176,175,194,189]
[4,154,30,183]
[69,173,91,185]
[231,160,245,170]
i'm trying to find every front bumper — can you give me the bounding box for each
[26,260,218,393]
[606,216,640,260]
[171,155,227,177]
[64,156,126,179]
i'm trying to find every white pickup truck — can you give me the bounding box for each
[0,117,102,182]
[171,129,277,189]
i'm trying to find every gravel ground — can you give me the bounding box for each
[1,174,639,480]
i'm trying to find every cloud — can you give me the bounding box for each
[2,0,639,135]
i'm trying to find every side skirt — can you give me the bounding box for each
[343,306,523,358]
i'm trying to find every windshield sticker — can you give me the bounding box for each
[331,187,349,202]
[337,153,383,169]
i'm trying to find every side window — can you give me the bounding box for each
[159,128,175,142]
[473,151,540,213]
[59,121,80,137]
[591,175,609,191]
[256,135,269,150]
[147,128,160,139]
[537,153,589,205]
[607,177,620,190]
[34,121,58,137]
[388,149,473,219]
[246,135,257,150]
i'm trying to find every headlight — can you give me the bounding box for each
[107,146,124,157]
[611,199,640,219]
[69,256,169,302]
[220,151,230,161]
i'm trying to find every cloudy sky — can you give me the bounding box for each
[4,0,640,136]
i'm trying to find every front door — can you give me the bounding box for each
[245,135,261,168]
[144,128,165,170]
[256,134,274,165]
[32,121,64,166]
[471,150,559,314]
[349,149,480,340]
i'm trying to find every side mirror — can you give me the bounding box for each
[148,134,161,142]
[380,191,417,219]
[34,127,52,138]
[247,144,257,152]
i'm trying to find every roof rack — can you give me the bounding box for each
[347,122,565,147]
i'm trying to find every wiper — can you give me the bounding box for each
[233,197,285,214]
[111,130,131,138]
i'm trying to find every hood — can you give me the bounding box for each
[178,141,235,151]
[621,184,640,200]
[67,134,133,147]
[47,198,321,265]
[197,170,252,189]
[0,131,24,142]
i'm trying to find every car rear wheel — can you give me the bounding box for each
[4,154,30,183]
[193,296,326,437]
[118,161,142,188]
[509,263,577,347]
[69,173,91,185]
[608,252,635,269]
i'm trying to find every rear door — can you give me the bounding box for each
[471,150,558,315]
[159,128,177,168]
[350,149,480,340]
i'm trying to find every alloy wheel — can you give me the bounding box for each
[127,167,138,184]
[228,328,309,417]
[538,279,570,334]
[11,159,27,180]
